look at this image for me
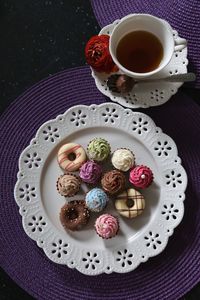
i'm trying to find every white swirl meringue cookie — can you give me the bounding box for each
[111,148,135,172]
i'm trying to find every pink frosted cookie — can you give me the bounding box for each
[129,165,153,189]
[95,214,119,239]
[57,143,87,172]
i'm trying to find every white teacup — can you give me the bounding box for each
[109,14,187,79]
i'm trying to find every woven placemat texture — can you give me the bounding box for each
[91,0,200,88]
[0,66,200,300]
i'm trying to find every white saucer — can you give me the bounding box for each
[91,18,188,108]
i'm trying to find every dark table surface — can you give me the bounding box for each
[0,1,200,299]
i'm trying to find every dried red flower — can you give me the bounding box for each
[85,35,118,73]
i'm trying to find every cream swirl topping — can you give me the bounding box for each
[112,149,135,171]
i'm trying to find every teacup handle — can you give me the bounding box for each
[174,37,187,51]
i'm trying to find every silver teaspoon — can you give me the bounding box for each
[107,73,196,93]
[143,72,196,83]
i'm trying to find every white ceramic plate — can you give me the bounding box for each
[92,16,188,108]
[14,103,187,275]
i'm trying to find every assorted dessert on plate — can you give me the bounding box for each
[56,137,154,239]
[14,102,187,274]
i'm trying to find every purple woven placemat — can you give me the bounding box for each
[0,66,200,300]
[91,0,200,88]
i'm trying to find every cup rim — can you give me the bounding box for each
[109,14,174,78]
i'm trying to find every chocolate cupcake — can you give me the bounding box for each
[107,74,135,93]
[101,169,126,195]
[60,200,90,231]
[56,174,81,197]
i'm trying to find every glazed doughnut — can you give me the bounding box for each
[57,143,87,172]
[115,188,145,218]
[60,200,90,231]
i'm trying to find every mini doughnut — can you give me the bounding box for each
[57,143,87,172]
[60,200,90,231]
[115,188,145,218]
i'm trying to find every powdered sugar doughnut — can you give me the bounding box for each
[57,143,87,172]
